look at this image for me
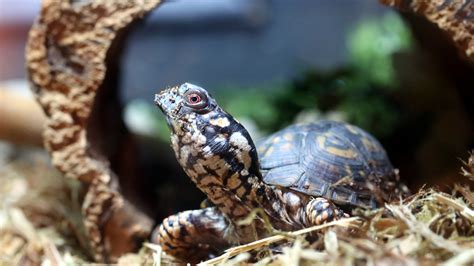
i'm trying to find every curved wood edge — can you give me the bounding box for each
[25,0,161,262]
[380,0,474,62]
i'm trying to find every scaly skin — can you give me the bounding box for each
[152,207,230,260]
[152,83,345,262]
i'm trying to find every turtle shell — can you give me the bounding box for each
[256,121,397,209]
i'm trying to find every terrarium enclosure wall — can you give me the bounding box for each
[0,0,473,264]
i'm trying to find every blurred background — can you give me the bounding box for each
[1,0,473,223]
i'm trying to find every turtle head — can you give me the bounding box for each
[155,83,218,131]
[155,83,261,187]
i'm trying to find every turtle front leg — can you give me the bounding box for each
[152,207,231,263]
[303,197,347,226]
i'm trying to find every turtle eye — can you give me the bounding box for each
[185,90,208,109]
[188,93,201,104]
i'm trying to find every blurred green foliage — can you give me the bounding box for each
[216,87,279,131]
[219,13,413,138]
[124,99,171,142]
[348,13,412,88]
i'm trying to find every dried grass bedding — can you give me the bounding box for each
[0,150,473,265]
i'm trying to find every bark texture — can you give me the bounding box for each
[26,0,161,262]
[380,0,474,62]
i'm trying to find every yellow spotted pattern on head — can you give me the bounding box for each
[210,117,230,128]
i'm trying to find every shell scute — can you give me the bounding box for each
[259,128,304,170]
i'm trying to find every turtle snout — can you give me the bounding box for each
[154,91,177,115]
[154,93,166,113]
[154,93,163,110]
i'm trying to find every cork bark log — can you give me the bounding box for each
[26,0,161,262]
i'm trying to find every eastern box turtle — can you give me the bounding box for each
[153,83,408,262]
